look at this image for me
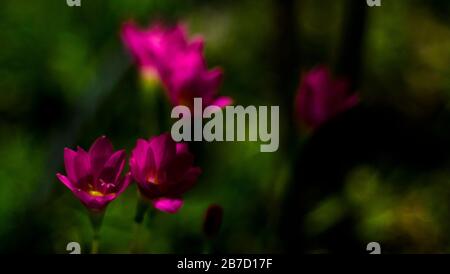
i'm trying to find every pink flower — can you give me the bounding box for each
[56,136,131,212]
[295,66,359,131]
[121,21,187,79]
[121,21,232,108]
[129,133,201,214]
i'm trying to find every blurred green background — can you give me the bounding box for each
[1,0,450,253]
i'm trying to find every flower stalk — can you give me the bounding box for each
[88,210,104,254]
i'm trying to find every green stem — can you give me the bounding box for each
[134,196,149,224]
[88,210,104,254]
[130,197,150,253]
[91,233,100,254]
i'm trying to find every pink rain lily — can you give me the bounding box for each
[129,133,201,213]
[121,21,232,108]
[295,66,359,131]
[56,136,131,212]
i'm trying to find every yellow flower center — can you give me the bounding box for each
[146,174,159,185]
[89,190,105,197]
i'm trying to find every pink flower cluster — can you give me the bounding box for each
[122,21,232,109]
[57,134,201,214]
[57,21,360,218]
[58,22,235,215]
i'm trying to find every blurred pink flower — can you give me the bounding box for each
[56,136,131,212]
[295,66,359,131]
[121,21,186,80]
[121,21,232,108]
[130,133,201,213]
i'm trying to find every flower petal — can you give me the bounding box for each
[121,21,157,69]
[171,167,202,195]
[130,139,148,182]
[202,68,223,93]
[56,173,77,192]
[189,38,204,52]
[99,149,126,185]
[115,172,132,196]
[149,133,176,170]
[74,147,91,188]
[64,148,78,183]
[89,136,114,178]
[212,96,233,108]
[164,149,194,184]
[176,143,189,154]
[152,197,184,214]
[165,48,206,94]
[74,190,116,211]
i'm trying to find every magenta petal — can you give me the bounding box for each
[149,133,176,169]
[189,38,204,52]
[176,143,189,154]
[115,172,132,195]
[130,139,150,182]
[64,148,78,183]
[74,190,116,211]
[132,142,156,187]
[166,150,194,183]
[129,157,143,184]
[166,24,190,50]
[212,96,233,108]
[89,136,114,157]
[74,147,91,185]
[56,173,77,192]
[89,136,114,178]
[170,56,204,93]
[130,139,156,186]
[152,197,184,214]
[122,21,155,69]
[203,68,223,91]
[133,139,150,165]
[99,149,126,184]
[173,167,202,195]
